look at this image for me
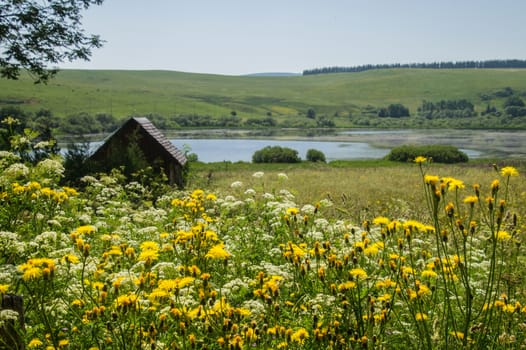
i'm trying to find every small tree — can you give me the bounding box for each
[306,149,326,163]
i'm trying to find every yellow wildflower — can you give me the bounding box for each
[338,281,357,291]
[286,207,299,216]
[501,166,519,177]
[205,243,231,259]
[290,328,309,344]
[140,241,160,251]
[414,156,427,163]
[349,268,368,279]
[421,270,438,279]
[28,339,43,348]
[0,284,9,293]
[424,175,440,185]
[372,216,390,226]
[496,230,511,241]
[138,249,159,263]
[75,225,97,235]
[463,195,478,205]
[415,312,428,321]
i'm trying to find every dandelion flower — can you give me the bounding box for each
[290,328,309,344]
[463,195,478,205]
[496,230,511,241]
[138,249,159,263]
[0,284,9,293]
[415,312,428,321]
[414,156,427,163]
[286,207,299,216]
[140,241,160,251]
[349,268,368,279]
[75,225,96,235]
[28,339,43,348]
[424,175,440,185]
[205,243,231,259]
[421,270,438,279]
[501,166,519,177]
[372,216,390,226]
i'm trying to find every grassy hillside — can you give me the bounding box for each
[1,68,526,128]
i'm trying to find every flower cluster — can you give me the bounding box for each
[0,147,524,349]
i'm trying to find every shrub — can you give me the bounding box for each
[306,148,326,162]
[252,146,301,163]
[386,144,468,163]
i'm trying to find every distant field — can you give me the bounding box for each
[1,68,526,127]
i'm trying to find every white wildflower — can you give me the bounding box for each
[244,188,256,196]
[34,141,51,149]
[241,300,266,316]
[301,204,316,215]
[0,309,19,327]
[35,158,64,178]
[230,181,243,189]
[3,163,29,178]
[262,193,275,200]
[277,173,288,180]
[252,171,264,178]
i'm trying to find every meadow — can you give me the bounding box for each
[2,129,526,349]
[2,69,526,129]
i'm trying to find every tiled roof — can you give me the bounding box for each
[132,117,187,166]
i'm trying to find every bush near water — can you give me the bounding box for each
[386,144,469,163]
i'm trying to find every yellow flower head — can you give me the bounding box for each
[205,243,231,259]
[75,225,97,235]
[496,230,511,241]
[286,207,299,216]
[424,175,440,185]
[349,268,368,279]
[372,216,390,226]
[500,166,519,177]
[414,156,427,164]
[415,312,428,321]
[290,328,309,344]
[463,195,478,205]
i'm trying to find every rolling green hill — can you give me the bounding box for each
[1,68,526,129]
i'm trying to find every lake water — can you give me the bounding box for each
[87,128,526,163]
[170,128,508,162]
[173,139,394,163]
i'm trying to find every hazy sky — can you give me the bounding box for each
[60,0,526,75]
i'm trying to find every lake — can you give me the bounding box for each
[169,128,526,163]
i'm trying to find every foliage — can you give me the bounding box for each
[386,145,469,164]
[1,128,526,349]
[0,0,104,83]
[306,148,326,163]
[0,116,59,163]
[378,103,410,118]
[303,59,526,75]
[418,99,476,119]
[252,146,301,163]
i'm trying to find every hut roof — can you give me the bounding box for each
[91,117,187,166]
[131,117,187,166]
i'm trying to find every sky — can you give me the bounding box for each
[59,0,526,76]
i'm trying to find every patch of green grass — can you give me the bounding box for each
[1,69,526,128]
